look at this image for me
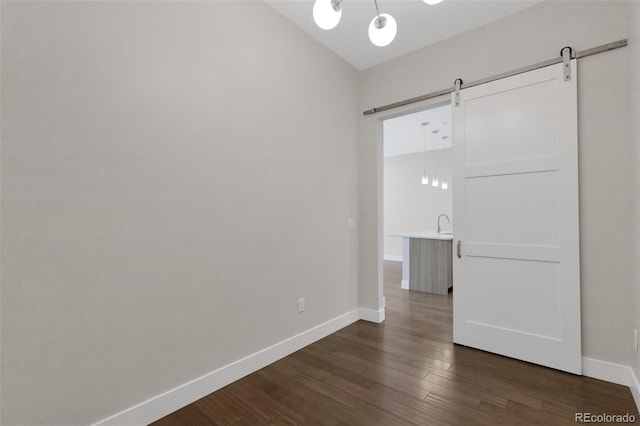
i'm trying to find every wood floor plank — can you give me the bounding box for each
[152,261,639,425]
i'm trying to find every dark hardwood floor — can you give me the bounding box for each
[153,261,639,425]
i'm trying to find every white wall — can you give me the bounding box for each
[0,2,359,424]
[629,0,640,385]
[359,0,635,367]
[384,150,452,258]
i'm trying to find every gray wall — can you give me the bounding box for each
[384,150,452,258]
[0,2,360,424]
[359,0,635,367]
[630,0,640,383]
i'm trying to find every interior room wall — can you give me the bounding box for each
[0,2,360,424]
[359,0,634,368]
[629,0,640,388]
[384,150,452,259]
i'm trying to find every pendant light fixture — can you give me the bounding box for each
[368,0,397,47]
[312,0,445,47]
[431,129,439,187]
[421,122,430,185]
[440,135,449,190]
[313,0,343,30]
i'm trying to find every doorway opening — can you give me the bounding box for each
[382,103,454,317]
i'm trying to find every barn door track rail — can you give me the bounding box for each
[363,39,628,116]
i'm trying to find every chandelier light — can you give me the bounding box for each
[368,0,397,47]
[312,0,443,47]
[313,0,343,30]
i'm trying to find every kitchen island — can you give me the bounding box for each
[388,231,453,295]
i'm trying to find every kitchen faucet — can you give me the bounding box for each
[437,214,450,234]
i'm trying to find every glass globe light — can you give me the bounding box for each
[368,13,397,47]
[313,0,342,30]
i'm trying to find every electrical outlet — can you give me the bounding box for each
[298,298,305,313]
[634,329,638,351]
[383,297,386,308]
[347,217,355,230]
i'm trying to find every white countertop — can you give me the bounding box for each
[387,231,453,241]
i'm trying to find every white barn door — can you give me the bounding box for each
[452,61,581,374]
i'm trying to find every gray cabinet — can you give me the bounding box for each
[409,238,452,295]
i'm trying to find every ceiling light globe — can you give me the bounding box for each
[313,0,342,30]
[368,13,397,47]
[422,0,443,5]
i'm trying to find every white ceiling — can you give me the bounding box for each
[265,0,541,70]
[383,104,451,158]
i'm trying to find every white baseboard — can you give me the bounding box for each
[582,357,633,386]
[358,307,385,323]
[582,357,640,413]
[383,255,403,262]
[630,367,640,413]
[97,319,640,424]
[93,309,361,426]
[401,279,409,290]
